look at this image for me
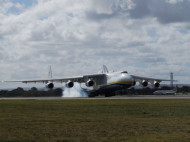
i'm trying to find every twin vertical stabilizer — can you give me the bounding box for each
[48,65,53,79]
[102,65,109,74]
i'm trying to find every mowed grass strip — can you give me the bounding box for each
[0,99,190,142]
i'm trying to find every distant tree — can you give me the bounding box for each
[16,87,24,91]
[53,88,63,96]
[0,90,8,97]
[160,86,171,90]
[181,86,190,93]
[7,87,25,97]
[31,87,38,91]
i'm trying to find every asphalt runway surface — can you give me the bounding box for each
[0,95,190,100]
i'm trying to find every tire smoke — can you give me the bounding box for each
[62,83,87,97]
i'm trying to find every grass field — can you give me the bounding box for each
[0,99,190,142]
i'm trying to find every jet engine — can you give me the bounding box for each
[154,81,160,88]
[65,80,74,88]
[142,80,148,87]
[46,82,54,89]
[85,79,94,87]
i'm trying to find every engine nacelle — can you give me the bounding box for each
[46,82,54,89]
[154,81,160,88]
[142,80,148,87]
[86,79,94,87]
[65,81,74,88]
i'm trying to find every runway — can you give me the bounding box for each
[0,95,190,100]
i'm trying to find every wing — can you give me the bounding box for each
[131,75,172,83]
[4,73,106,84]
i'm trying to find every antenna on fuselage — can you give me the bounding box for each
[48,65,53,78]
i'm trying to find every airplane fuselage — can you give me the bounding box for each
[153,90,176,95]
[88,71,134,97]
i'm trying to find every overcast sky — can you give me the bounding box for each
[1,0,190,88]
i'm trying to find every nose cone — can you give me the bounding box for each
[121,73,134,86]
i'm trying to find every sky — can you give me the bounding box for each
[1,0,190,89]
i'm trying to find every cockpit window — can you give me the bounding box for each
[121,71,128,73]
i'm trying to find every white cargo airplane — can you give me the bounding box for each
[153,86,177,95]
[4,65,172,97]
[153,90,177,95]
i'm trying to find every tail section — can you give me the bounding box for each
[102,65,109,73]
[48,65,53,78]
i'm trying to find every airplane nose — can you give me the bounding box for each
[129,75,135,85]
[122,74,134,86]
[123,74,134,86]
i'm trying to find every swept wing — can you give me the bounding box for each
[4,73,106,84]
[131,75,172,83]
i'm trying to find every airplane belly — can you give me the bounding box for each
[99,82,132,93]
[87,72,134,96]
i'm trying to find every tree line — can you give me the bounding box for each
[0,85,190,97]
[0,87,63,97]
[117,86,190,95]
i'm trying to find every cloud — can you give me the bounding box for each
[166,0,184,4]
[0,0,190,88]
[129,0,190,23]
